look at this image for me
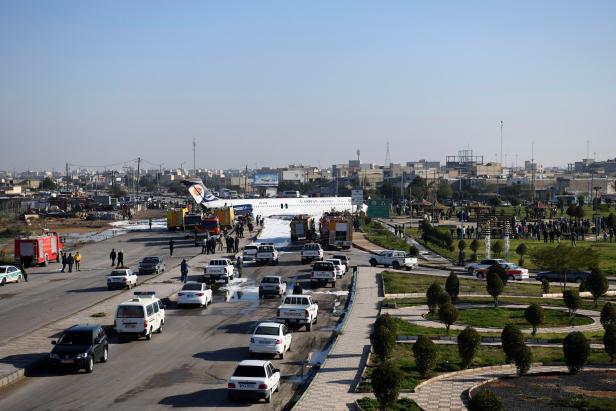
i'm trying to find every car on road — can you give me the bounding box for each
[0,265,24,286]
[255,244,279,266]
[474,262,530,280]
[276,294,318,331]
[138,256,165,275]
[332,254,350,271]
[48,324,108,373]
[177,281,212,307]
[107,269,138,290]
[204,258,235,284]
[227,360,281,403]
[259,276,287,298]
[368,250,418,270]
[535,271,591,284]
[310,261,337,288]
[300,243,324,264]
[242,244,259,261]
[325,258,346,278]
[248,322,292,359]
[114,291,165,340]
[464,258,506,274]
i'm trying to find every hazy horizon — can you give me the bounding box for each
[1,1,615,171]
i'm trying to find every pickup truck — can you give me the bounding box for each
[259,275,287,298]
[255,244,279,266]
[368,250,418,270]
[204,258,235,284]
[300,243,324,264]
[310,261,337,288]
[276,295,318,331]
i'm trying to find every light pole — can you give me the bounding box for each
[594,186,601,241]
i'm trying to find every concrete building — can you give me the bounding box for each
[471,163,503,178]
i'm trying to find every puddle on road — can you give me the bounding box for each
[217,279,260,303]
[305,290,349,297]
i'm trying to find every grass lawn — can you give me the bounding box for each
[382,271,543,296]
[361,220,410,251]
[425,307,593,328]
[357,397,421,411]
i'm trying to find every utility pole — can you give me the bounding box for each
[158,164,162,194]
[136,157,141,198]
[500,120,503,165]
[244,165,248,193]
[193,138,197,177]
[65,163,69,190]
[531,142,535,203]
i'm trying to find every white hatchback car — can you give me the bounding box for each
[227,360,281,403]
[325,258,345,278]
[107,269,138,290]
[177,282,212,308]
[249,322,292,359]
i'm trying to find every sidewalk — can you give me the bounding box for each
[292,267,380,411]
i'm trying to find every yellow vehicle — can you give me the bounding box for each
[166,208,188,230]
[212,207,235,228]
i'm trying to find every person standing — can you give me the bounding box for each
[110,249,117,267]
[180,258,188,283]
[149,218,153,231]
[20,263,28,282]
[61,252,67,273]
[169,239,174,256]
[74,251,82,271]
[234,236,240,253]
[117,250,124,268]
[236,256,243,278]
[67,253,75,273]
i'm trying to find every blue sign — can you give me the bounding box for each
[233,204,253,215]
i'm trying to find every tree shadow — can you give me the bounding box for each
[66,286,111,293]
[193,347,249,362]
[159,387,252,408]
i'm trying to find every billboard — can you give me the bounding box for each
[367,199,391,218]
[351,189,364,206]
[253,173,279,187]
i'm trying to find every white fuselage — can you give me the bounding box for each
[205,197,353,218]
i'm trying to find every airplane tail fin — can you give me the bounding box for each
[181,178,219,204]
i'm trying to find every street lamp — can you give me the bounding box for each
[594,186,601,241]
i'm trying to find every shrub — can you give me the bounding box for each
[515,243,528,267]
[468,390,504,411]
[412,335,437,378]
[445,271,460,301]
[486,271,504,307]
[492,240,504,258]
[426,282,444,314]
[563,289,581,320]
[513,344,533,376]
[604,324,616,362]
[436,291,451,308]
[371,323,397,360]
[487,262,508,285]
[457,327,481,369]
[374,313,398,335]
[501,324,525,364]
[524,304,545,336]
[419,221,453,249]
[458,239,467,251]
[586,269,609,308]
[408,245,419,257]
[601,302,616,330]
[438,303,459,334]
[563,332,590,374]
[469,239,480,261]
[541,278,550,294]
[371,361,403,411]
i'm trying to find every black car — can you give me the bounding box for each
[49,324,108,373]
[535,271,591,284]
[138,256,165,275]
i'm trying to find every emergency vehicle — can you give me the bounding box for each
[14,230,64,267]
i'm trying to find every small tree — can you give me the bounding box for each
[492,240,504,258]
[408,244,419,257]
[374,313,398,335]
[371,361,403,411]
[586,269,609,308]
[445,271,460,302]
[457,327,481,369]
[541,278,550,294]
[515,243,528,267]
[563,289,581,321]
[468,390,504,411]
[371,323,397,360]
[426,282,444,314]
[458,239,467,251]
[469,239,480,261]
[513,344,533,376]
[604,324,616,362]
[563,332,590,374]
[486,271,504,307]
[524,304,544,336]
[601,302,616,330]
[412,335,437,378]
[501,324,524,364]
[487,262,508,285]
[439,303,459,334]
[436,291,451,308]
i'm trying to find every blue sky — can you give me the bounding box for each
[1,1,615,171]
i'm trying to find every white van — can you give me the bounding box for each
[114,291,165,340]
[282,190,300,198]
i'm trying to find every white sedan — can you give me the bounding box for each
[227,360,281,403]
[177,282,212,307]
[249,322,292,359]
[107,269,138,290]
[325,258,345,278]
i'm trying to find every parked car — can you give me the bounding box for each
[464,259,506,274]
[227,360,281,403]
[259,276,287,298]
[48,324,108,373]
[138,256,165,275]
[535,271,591,284]
[177,281,212,307]
[248,322,292,359]
[368,250,418,270]
[107,269,138,290]
[0,265,24,286]
[474,262,529,280]
[331,254,350,271]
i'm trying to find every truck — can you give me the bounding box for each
[290,215,314,242]
[300,243,324,264]
[212,207,235,228]
[204,258,235,284]
[310,261,337,288]
[14,230,63,267]
[368,250,418,270]
[319,212,353,250]
[259,276,287,298]
[255,244,279,266]
[276,295,319,331]
[167,208,188,230]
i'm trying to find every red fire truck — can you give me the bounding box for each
[14,231,64,267]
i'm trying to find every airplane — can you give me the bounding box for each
[182,178,357,218]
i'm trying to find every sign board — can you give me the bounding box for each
[367,199,391,218]
[253,173,279,187]
[351,189,364,206]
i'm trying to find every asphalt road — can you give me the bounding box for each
[0,249,365,411]
[0,229,200,344]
